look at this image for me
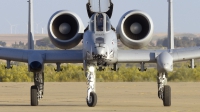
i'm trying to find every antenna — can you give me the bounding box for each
[28,0,34,50]
[167,0,174,50]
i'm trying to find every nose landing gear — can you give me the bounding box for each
[30,72,44,106]
[87,92,97,107]
[163,85,171,106]
[157,72,171,106]
[86,66,97,107]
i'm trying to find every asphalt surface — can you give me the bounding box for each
[0,82,199,112]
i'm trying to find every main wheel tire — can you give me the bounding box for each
[163,85,171,106]
[87,92,97,107]
[31,85,38,106]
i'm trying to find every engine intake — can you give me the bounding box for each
[117,10,154,49]
[48,10,84,49]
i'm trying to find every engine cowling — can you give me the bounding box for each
[48,10,84,49]
[116,10,154,49]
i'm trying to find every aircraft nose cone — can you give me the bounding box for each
[157,52,173,72]
[162,63,173,72]
[29,61,42,72]
[96,47,106,55]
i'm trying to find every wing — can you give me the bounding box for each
[117,49,164,63]
[117,46,200,63]
[172,46,200,62]
[0,47,83,63]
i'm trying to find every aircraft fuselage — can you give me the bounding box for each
[83,13,118,67]
[83,28,118,67]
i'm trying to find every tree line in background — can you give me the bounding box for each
[0,41,6,47]
[155,37,200,48]
[0,62,200,82]
[3,36,200,50]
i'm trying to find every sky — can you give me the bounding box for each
[0,0,200,34]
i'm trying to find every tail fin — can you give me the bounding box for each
[28,0,34,50]
[168,0,174,50]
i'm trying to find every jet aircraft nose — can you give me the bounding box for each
[157,51,173,72]
[93,37,107,58]
[96,47,106,55]
[162,63,173,72]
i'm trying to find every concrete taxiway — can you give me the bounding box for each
[0,82,199,112]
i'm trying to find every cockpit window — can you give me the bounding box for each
[106,16,111,31]
[90,13,111,32]
[89,20,95,31]
[96,14,104,31]
[89,15,95,31]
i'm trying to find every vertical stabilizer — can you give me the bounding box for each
[168,0,174,49]
[28,0,34,50]
[98,0,101,12]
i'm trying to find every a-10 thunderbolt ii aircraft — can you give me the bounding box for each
[0,0,200,107]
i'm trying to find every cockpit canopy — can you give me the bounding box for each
[89,13,111,32]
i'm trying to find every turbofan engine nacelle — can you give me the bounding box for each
[48,10,84,49]
[116,10,154,49]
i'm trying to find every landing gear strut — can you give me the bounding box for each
[86,66,97,107]
[30,72,44,106]
[157,72,171,106]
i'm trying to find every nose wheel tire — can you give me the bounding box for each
[163,85,171,106]
[31,85,38,106]
[87,92,97,107]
